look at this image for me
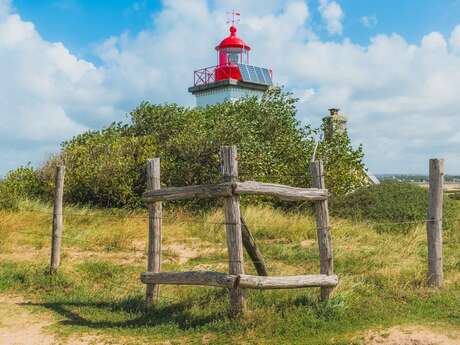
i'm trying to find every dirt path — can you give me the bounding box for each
[0,295,56,345]
[0,294,111,345]
[2,293,459,345]
[366,326,460,345]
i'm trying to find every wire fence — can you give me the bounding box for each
[7,207,453,246]
[8,207,450,225]
[4,209,456,271]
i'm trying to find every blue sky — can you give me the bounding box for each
[13,0,163,60]
[13,0,460,61]
[2,0,460,175]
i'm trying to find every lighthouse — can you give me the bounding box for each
[188,18,273,107]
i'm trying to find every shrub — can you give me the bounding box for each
[0,164,49,208]
[2,165,47,200]
[0,182,19,210]
[61,124,157,208]
[47,88,368,208]
[330,181,458,232]
[129,88,312,189]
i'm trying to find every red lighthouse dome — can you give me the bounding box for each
[216,26,251,51]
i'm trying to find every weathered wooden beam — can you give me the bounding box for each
[234,181,328,201]
[50,165,65,274]
[241,217,268,276]
[140,272,338,289]
[143,183,233,202]
[222,146,246,317]
[141,271,237,288]
[427,158,444,287]
[146,158,162,306]
[143,181,328,203]
[238,274,338,289]
[310,161,334,301]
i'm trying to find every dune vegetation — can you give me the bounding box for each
[0,199,459,344]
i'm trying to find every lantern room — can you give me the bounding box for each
[215,26,250,81]
[188,17,273,107]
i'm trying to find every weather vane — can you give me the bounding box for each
[226,10,241,26]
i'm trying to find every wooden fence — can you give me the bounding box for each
[140,145,336,317]
[47,152,446,317]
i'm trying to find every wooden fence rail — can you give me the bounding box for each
[141,271,338,289]
[143,182,327,202]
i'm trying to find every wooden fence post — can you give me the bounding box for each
[50,165,65,274]
[427,158,444,287]
[310,161,334,300]
[146,158,162,305]
[221,146,246,317]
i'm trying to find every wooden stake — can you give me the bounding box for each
[241,217,268,276]
[146,158,162,305]
[221,146,246,317]
[310,161,334,300]
[50,165,65,274]
[427,158,444,287]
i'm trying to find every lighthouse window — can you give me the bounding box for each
[228,53,239,64]
[223,48,243,65]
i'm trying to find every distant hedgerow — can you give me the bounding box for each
[330,181,458,232]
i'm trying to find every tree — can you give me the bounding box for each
[313,117,368,195]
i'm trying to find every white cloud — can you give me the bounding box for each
[3,0,460,174]
[421,32,447,50]
[0,0,10,18]
[318,0,344,36]
[0,9,121,172]
[361,15,377,29]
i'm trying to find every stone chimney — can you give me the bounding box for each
[324,108,347,140]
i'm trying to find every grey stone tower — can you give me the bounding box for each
[323,108,347,140]
[322,108,379,184]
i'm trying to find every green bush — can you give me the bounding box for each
[2,165,47,199]
[330,181,458,232]
[0,165,50,207]
[0,182,19,210]
[62,125,157,208]
[49,88,368,208]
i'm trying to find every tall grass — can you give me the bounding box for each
[0,201,459,344]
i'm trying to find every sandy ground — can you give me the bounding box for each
[0,295,56,345]
[0,295,112,345]
[366,326,460,345]
[1,293,459,345]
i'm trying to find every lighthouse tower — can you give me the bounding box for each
[188,19,273,107]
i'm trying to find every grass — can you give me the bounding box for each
[0,199,459,344]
